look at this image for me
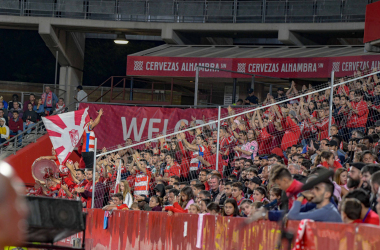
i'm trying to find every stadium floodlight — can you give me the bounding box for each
[114,34,129,45]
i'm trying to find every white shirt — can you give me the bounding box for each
[76,90,88,109]
[124,192,133,208]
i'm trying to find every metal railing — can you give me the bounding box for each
[0,0,371,23]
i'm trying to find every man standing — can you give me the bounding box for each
[82,109,103,169]
[76,170,105,208]
[23,93,36,112]
[41,86,58,114]
[75,86,88,110]
[347,90,368,136]
[197,142,225,173]
[244,89,259,105]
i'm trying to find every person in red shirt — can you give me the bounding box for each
[345,189,380,226]
[197,142,225,174]
[8,110,23,146]
[102,193,129,211]
[231,182,245,207]
[156,153,181,183]
[270,165,306,209]
[346,90,369,136]
[340,198,362,223]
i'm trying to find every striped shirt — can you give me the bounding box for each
[82,123,95,152]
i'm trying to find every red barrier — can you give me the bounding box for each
[58,209,380,250]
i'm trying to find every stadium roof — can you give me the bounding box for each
[130,45,374,58]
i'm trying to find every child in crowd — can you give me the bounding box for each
[188,204,201,214]
[340,198,362,223]
[130,203,140,211]
[253,186,269,204]
[240,199,253,217]
[207,202,221,216]
[199,198,211,213]
[223,198,240,217]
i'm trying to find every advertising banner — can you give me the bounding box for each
[127,54,380,78]
[79,103,228,149]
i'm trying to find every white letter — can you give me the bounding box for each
[148,118,161,139]
[121,117,147,142]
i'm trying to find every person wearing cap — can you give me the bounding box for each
[347,162,366,190]
[244,88,258,105]
[0,96,8,110]
[0,117,9,143]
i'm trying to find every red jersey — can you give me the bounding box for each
[346,100,368,128]
[116,204,129,210]
[164,162,181,177]
[354,209,379,225]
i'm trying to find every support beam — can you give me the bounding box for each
[39,22,85,110]
[161,28,185,45]
[278,29,303,46]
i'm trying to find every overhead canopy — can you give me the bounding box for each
[127,44,380,79]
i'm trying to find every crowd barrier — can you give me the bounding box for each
[57,209,380,250]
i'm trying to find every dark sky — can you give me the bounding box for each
[0,29,163,86]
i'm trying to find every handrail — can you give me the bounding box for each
[0,0,367,24]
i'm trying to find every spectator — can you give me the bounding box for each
[22,103,37,136]
[209,175,220,202]
[33,98,45,120]
[206,202,221,215]
[8,111,23,147]
[102,193,129,211]
[344,189,379,225]
[223,198,240,217]
[8,102,23,119]
[136,195,151,211]
[0,96,8,110]
[167,189,179,206]
[340,198,362,223]
[199,198,211,213]
[0,118,9,144]
[8,94,21,111]
[149,196,163,212]
[117,180,133,208]
[287,179,342,222]
[0,108,8,126]
[346,90,368,136]
[347,162,366,189]
[75,85,88,110]
[23,94,36,112]
[188,203,201,214]
[77,171,105,209]
[0,102,8,119]
[244,89,259,105]
[41,86,58,114]
[231,182,245,207]
[55,98,66,114]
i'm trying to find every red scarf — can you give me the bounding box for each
[42,92,53,107]
[56,102,65,113]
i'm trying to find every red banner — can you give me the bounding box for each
[79,103,228,149]
[127,54,380,78]
[58,209,380,250]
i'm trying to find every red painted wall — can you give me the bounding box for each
[364,1,380,43]
[58,209,380,250]
[5,134,81,186]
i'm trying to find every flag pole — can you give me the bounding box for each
[91,138,97,209]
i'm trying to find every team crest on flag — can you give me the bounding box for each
[42,108,90,165]
[69,129,80,147]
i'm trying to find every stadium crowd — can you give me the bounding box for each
[0,86,88,146]
[27,68,380,225]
